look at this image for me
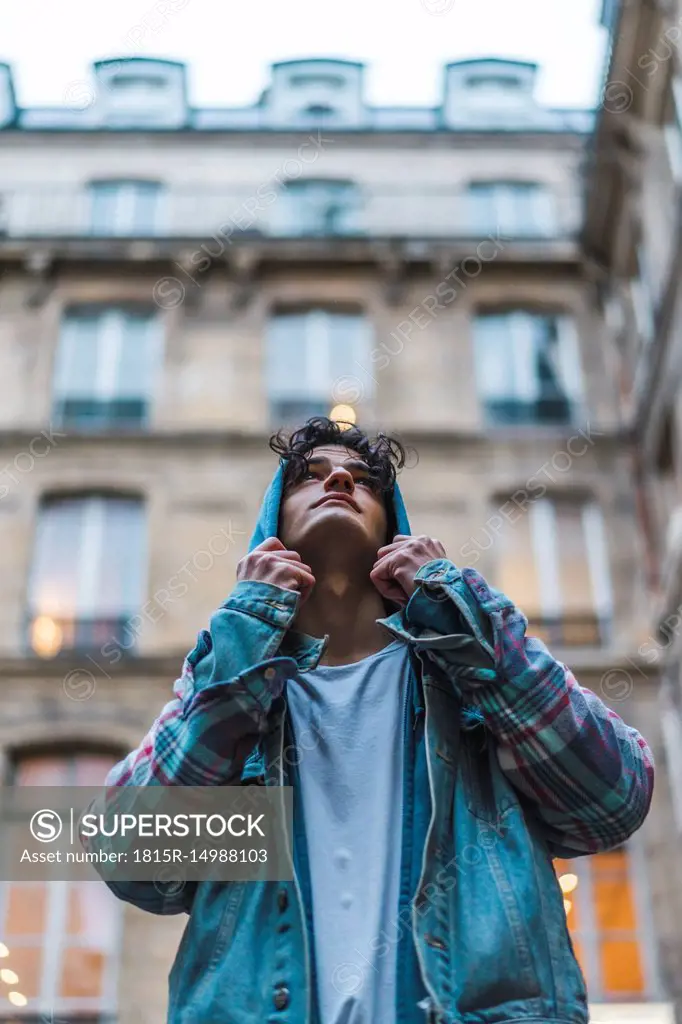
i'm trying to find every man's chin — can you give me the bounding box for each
[296,506,375,548]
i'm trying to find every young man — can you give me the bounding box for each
[92,417,654,1024]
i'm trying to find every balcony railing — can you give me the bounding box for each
[0,187,582,241]
[483,395,576,426]
[526,613,608,648]
[52,397,148,431]
[26,614,137,659]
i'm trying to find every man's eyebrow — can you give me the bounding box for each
[306,455,371,473]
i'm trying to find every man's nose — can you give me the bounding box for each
[324,468,355,493]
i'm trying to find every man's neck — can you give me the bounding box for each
[293,557,394,666]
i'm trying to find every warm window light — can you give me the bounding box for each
[0,945,7,958]
[8,992,27,1007]
[30,615,63,658]
[559,872,578,895]
[1,969,18,985]
[329,404,357,425]
[563,899,572,915]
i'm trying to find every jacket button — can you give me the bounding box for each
[277,888,288,912]
[273,985,290,1010]
[264,667,277,681]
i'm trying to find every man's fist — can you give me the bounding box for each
[236,537,316,605]
[370,534,446,606]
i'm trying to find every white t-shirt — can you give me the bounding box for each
[286,639,411,1024]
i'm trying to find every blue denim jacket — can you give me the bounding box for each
[92,466,654,1023]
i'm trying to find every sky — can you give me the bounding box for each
[2,0,607,110]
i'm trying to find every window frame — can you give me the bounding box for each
[52,307,163,431]
[274,178,361,236]
[88,179,164,237]
[557,843,662,1000]
[466,180,556,237]
[266,307,372,425]
[26,493,147,657]
[527,496,613,644]
[0,751,123,1019]
[473,309,584,427]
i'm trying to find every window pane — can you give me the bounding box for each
[53,309,158,429]
[473,316,516,400]
[131,183,161,235]
[116,313,161,397]
[71,755,117,786]
[571,939,586,980]
[28,499,85,620]
[66,884,118,939]
[600,939,645,993]
[0,945,42,1000]
[2,755,120,1012]
[89,181,161,235]
[474,310,574,424]
[494,498,543,615]
[94,499,146,617]
[90,183,120,234]
[5,885,47,935]
[277,180,358,234]
[13,757,73,786]
[267,314,310,398]
[327,314,372,397]
[554,503,593,614]
[468,182,553,236]
[28,497,145,649]
[59,947,107,998]
[53,316,101,397]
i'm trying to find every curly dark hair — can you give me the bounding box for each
[269,417,408,538]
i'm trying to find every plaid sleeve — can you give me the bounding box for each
[458,567,655,856]
[82,585,300,914]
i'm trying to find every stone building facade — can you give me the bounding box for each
[0,47,678,1022]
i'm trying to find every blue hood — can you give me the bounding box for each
[248,461,412,551]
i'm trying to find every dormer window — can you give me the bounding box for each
[93,58,188,127]
[289,73,345,89]
[266,60,364,128]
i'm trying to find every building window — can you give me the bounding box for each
[664,76,682,183]
[109,73,167,91]
[89,180,163,236]
[27,495,146,657]
[554,847,658,998]
[273,179,360,236]
[494,496,612,647]
[631,246,656,347]
[661,682,682,834]
[52,308,162,431]
[466,74,523,90]
[301,103,337,120]
[466,181,555,236]
[289,73,345,89]
[0,752,121,1019]
[266,308,373,426]
[473,310,582,426]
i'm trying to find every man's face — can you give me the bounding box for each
[279,445,389,557]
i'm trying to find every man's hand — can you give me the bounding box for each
[236,537,316,605]
[370,534,446,606]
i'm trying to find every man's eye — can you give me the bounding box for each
[302,470,318,480]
